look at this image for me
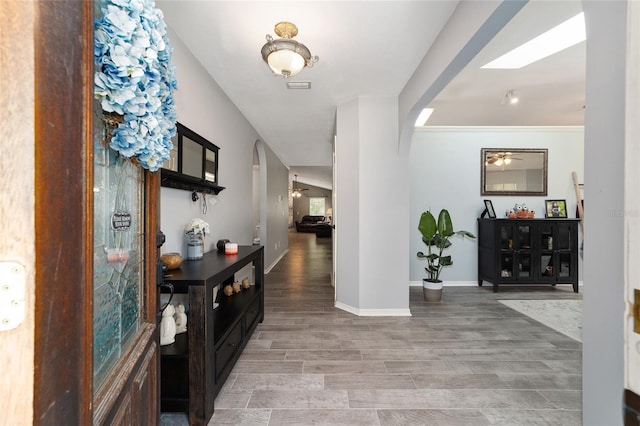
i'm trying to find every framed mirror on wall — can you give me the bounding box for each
[161,122,224,194]
[481,148,548,196]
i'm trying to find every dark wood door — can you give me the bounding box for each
[33,1,159,423]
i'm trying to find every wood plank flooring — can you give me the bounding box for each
[162,231,583,425]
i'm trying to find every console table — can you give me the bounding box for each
[477,218,579,292]
[160,246,264,425]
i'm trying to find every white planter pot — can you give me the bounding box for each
[422,279,443,302]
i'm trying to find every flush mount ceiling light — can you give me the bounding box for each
[502,90,519,105]
[482,12,586,69]
[261,22,319,78]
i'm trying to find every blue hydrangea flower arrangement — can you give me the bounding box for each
[94,0,177,171]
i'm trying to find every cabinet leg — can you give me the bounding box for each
[573,282,579,293]
[493,283,498,293]
[478,280,483,287]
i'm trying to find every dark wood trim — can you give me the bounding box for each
[145,171,161,423]
[624,389,640,425]
[161,169,225,195]
[34,0,91,423]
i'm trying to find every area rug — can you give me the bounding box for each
[499,299,583,342]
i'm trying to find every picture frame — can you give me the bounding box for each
[545,199,568,218]
[481,199,496,218]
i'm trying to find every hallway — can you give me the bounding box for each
[166,232,583,425]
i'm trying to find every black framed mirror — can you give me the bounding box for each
[161,122,224,194]
[481,148,547,196]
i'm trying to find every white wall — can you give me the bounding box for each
[409,127,584,284]
[257,140,290,270]
[582,1,627,423]
[335,99,360,309]
[335,97,410,314]
[160,28,289,268]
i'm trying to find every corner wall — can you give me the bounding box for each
[335,97,410,314]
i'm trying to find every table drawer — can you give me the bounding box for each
[215,321,242,378]
[245,297,261,333]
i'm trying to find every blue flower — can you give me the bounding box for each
[94,0,177,171]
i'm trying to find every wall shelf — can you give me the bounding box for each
[160,169,225,194]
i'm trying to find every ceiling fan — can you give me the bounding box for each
[292,174,308,198]
[485,151,522,166]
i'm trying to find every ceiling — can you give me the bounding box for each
[158,1,585,190]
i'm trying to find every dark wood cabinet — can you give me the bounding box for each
[477,218,579,292]
[160,246,264,425]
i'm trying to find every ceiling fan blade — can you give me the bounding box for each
[486,157,499,164]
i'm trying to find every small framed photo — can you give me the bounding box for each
[545,199,568,218]
[482,199,496,218]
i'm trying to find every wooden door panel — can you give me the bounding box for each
[94,324,157,425]
[133,340,158,426]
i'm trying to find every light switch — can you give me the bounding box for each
[0,261,26,332]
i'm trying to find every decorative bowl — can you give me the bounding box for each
[160,253,182,270]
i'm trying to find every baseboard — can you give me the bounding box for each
[410,280,586,287]
[334,301,412,317]
[265,249,289,274]
[409,280,477,287]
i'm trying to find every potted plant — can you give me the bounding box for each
[417,209,476,301]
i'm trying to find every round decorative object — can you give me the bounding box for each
[223,285,234,297]
[160,253,182,270]
[241,278,250,289]
[216,239,230,252]
[232,281,241,293]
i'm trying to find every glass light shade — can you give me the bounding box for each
[267,49,305,77]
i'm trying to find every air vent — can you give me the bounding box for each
[286,81,311,90]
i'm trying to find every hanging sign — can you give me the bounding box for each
[111,210,132,232]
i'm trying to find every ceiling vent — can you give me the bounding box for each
[286,81,312,90]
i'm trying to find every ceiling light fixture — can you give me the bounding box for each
[261,22,319,78]
[502,90,519,105]
[482,12,586,69]
[292,174,307,198]
[414,108,434,127]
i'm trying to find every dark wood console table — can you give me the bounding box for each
[160,246,264,425]
[478,218,579,292]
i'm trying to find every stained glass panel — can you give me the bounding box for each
[92,106,145,391]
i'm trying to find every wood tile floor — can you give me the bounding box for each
[162,231,583,425]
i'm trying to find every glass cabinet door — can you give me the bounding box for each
[500,253,514,278]
[499,224,514,250]
[539,222,554,251]
[517,224,531,249]
[556,223,574,250]
[558,253,572,278]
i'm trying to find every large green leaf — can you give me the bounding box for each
[437,209,454,237]
[418,211,437,240]
[439,255,453,266]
